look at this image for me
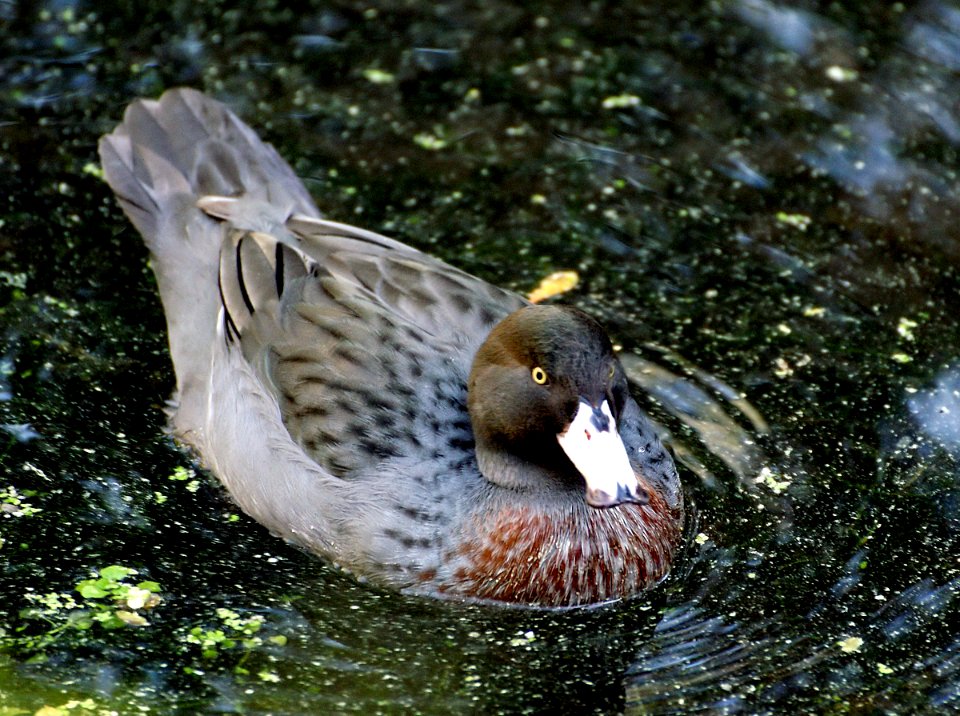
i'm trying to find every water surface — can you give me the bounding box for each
[2,1,959,713]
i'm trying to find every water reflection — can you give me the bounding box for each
[910,365,960,459]
[623,352,960,711]
[622,351,768,491]
[735,0,826,56]
[745,1,960,260]
[627,605,828,712]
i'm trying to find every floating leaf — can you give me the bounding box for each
[363,68,395,84]
[601,94,641,109]
[837,636,864,653]
[99,565,136,582]
[123,587,151,610]
[413,132,447,150]
[115,610,149,627]
[35,707,66,716]
[527,270,579,303]
[76,581,108,599]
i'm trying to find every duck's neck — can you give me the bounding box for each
[474,438,583,496]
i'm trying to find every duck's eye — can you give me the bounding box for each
[608,364,616,381]
[531,366,549,385]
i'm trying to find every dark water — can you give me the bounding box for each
[2,0,959,713]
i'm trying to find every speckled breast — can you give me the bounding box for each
[436,490,682,607]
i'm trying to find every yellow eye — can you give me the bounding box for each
[608,364,616,380]
[532,366,548,385]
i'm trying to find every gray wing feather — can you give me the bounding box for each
[99,88,320,447]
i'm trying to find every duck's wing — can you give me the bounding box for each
[100,88,527,481]
[98,88,319,449]
[212,209,526,478]
[204,198,527,349]
[99,88,529,570]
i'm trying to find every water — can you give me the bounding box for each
[2,0,959,712]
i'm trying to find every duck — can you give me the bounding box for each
[99,88,683,607]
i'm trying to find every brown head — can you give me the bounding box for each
[467,304,648,507]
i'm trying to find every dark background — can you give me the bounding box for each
[1,1,959,713]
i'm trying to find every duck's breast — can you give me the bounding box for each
[429,489,682,607]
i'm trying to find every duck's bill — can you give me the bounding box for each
[557,399,649,508]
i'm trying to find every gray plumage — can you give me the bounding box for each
[99,89,683,606]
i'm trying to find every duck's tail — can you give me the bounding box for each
[98,88,319,446]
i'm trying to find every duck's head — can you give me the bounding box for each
[467,304,648,508]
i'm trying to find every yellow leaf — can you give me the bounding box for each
[115,610,149,627]
[837,636,863,653]
[527,271,579,303]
